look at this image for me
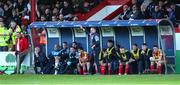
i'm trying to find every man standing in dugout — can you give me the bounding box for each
[80,26,100,74]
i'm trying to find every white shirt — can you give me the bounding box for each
[17,39,20,51]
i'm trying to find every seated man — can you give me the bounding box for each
[60,42,69,62]
[150,45,163,74]
[67,47,79,74]
[71,41,78,52]
[57,42,70,74]
[50,44,61,75]
[130,44,142,74]
[119,5,131,20]
[99,50,108,75]
[117,47,131,75]
[77,47,90,75]
[140,43,152,73]
[34,46,47,74]
[105,40,117,75]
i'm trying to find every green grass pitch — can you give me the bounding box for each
[0,74,180,85]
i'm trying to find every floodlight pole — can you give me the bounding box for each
[30,0,36,22]
[30,0,38,47]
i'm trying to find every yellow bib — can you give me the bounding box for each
[131,49,140,59]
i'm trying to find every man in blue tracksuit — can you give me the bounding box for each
[80,26,100,74]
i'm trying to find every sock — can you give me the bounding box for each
[157,64,162,74]
[119,64,123,75]
[150,64,155,71]
[95,68,98,74]
[55,62,59,68]
[77,68,81,74]
[54,62,59,75]
[125,64,129,74]
[108,65,110,75]
[83,68,86,75]
[100,66,105,75]
[54,70,58,75]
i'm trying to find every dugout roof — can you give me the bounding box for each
[29,20,163,28]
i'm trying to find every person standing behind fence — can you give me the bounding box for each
[8,20,22,51]
[38,16,47,55]
[0,21,9,51]
[38,28,46,56]
[80,26,100,74]
[14,32,29,74]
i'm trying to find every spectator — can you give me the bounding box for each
[6,0,13,10]
[119,5,131,20]
[58,14,64,21]
[37,4,46,17]
[52,7,59,16]
[146,0,156,17]
[80,1,91,13]
[0,21,9,51]
[139,4,150,19]
[40,15,46,21]
[55,1,61,9]
[151,5,164,19]
[131,0,140,8]
[9,9,21,25]
[158,0,165,11]
[170,3,180,21]
[16,0,28,15]
[166,7,176,24]
[21,7,29,16]
[60,1,74,20]
[3,4,11,20]
[9,20,22,51]
[141,0,151,11]
[51,15,58,21]
[129,4,141,20]
[44,8,51,21]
